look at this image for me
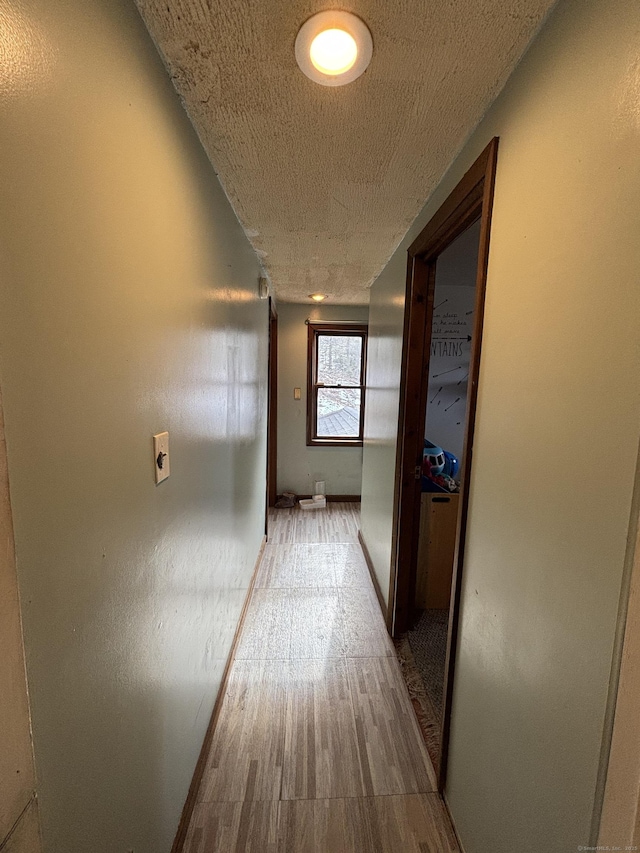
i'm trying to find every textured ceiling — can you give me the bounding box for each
[136,0,555,303]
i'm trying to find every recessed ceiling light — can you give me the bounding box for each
[309,293,327,302]
[295,11,373,87]
[310,29,357,76]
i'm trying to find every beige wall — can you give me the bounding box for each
[0,388,41,849]
[277,303,368,497]
[3,800,41,853]
[360,285,405,604]
[361,0,640,849]
[0,1,267,851]
[598,442,640,847]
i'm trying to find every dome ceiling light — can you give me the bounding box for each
[295,11,373,87]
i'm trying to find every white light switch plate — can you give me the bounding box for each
[294,387,301,400]
[153,432,170,484]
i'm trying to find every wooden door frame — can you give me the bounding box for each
[389,138,499,789]
[266,298,278,522]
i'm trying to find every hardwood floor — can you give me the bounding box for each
[265,502,361,544]
[184,504,458,852]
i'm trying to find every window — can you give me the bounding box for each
[307,322,368,446]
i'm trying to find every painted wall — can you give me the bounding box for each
[0,387,41,849]
[0,2,268,852]
[276,303,368,497]
[360,285,405,602]
[360,0,640,849]
[598,447,640,848]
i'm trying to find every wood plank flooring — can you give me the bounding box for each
[184,504,458,852]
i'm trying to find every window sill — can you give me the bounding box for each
[307,438,363,447]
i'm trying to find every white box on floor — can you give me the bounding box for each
[299,497,326,510]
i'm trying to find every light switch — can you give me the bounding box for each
[294,387,301,400]
[153,432,170,484]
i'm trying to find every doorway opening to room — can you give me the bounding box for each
[390,139,499,789]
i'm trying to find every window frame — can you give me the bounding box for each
[306,322,368,447]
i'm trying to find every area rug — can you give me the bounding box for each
[407,608,449,717]
[394,635,441,771]
[394,608,449,771]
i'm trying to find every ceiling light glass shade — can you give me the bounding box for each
[309,293,327,302]
[309,29,357,76]
[295,11,373,87]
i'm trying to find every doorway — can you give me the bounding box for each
[390,138,499,787]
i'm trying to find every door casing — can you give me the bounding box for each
[389,137,499,788]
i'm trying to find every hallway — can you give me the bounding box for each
[183,504,459,851]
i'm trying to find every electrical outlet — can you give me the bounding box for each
[153,432,170,484]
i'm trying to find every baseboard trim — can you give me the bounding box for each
[291,494,361,503]
[170,534,267,853]
[358,529,387,621]
[443,792,466,853]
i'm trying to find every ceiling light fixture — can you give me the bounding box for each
[310,29,357,76]
[309,293,327,302]
[295,11,373,87]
